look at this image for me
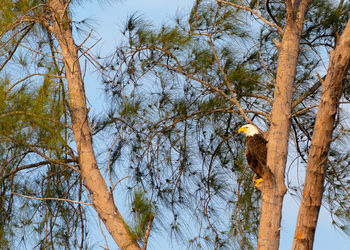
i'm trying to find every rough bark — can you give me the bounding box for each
[257,1,312,249]
[292,18,350,250]
[45,1,140,249]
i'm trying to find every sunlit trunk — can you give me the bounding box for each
[46,1,140,249]
[257,1,312,249]
[292,18,350,250]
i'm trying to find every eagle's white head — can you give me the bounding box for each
[238,124,260,137]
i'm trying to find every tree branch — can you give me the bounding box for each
[0,24,33,72]
[0,110,71,129]
[291,105,318,117]
[4,158,79,179]
[141,214,155,250]
[6,73,65,94]
[208,33,256,126]
[216,0,283,34]
[12,192,92,206]
[266,0,280,27]
[292,79,323,108]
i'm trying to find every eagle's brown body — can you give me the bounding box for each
[245,133,267,179]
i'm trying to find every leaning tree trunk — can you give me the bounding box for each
[292,17,350,250]
[44,1,140,249]
[257,1,312,249]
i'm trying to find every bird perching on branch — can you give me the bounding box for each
[238,124,268,188]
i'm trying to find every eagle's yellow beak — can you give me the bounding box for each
[238,127,246,133]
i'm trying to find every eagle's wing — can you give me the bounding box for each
[245,134,267,178]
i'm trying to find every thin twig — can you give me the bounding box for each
[245,32,275,80]
[111,176,130,191]
[6,73,65,94]
[328,160,350,197]
[292,78,323,108]
[0,110,71,129]
[12,192,92,206]
[4,159,78,179]
[19,43,62,60]
[208,33,254,126]
[216,0,283,34]
[5,136,78,172]
[291,105,318,117]
[107,129,123,191]
[97,216,110,250]
[0,25,33,72]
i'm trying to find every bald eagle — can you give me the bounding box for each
[238,124,267,186]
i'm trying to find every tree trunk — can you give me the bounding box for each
[257,1,312,249]
[45,1,140,249]
[292,18,350,250]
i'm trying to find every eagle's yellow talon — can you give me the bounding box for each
[254,178,263,187]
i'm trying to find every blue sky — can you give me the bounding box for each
[74,1,350,249]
